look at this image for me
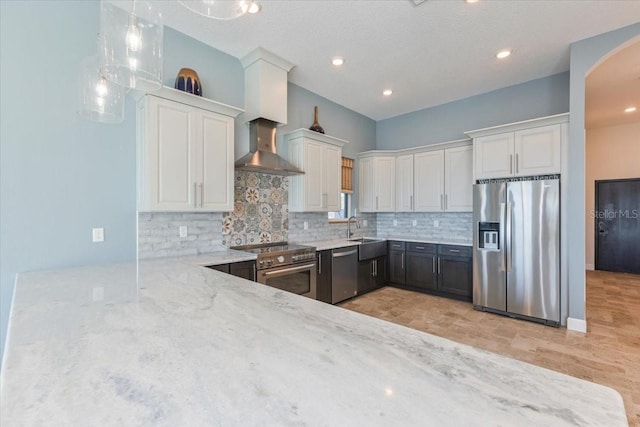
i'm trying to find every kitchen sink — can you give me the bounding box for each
[349,238,387,261]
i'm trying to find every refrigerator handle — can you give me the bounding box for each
[506,202,513,272]
[499,202,507,273]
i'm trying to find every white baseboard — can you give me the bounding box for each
[586,263,595,271]
[567,317,587,333]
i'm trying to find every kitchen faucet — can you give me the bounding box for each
[347,216,359,239]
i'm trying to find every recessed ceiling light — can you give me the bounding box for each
[496,49,511,59]
[465,0,480,4]
[331,57,344,66]
[248,2,261,14]
[382,89,393,96]
[624,106,637,113]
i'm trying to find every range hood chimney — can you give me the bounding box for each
[235,48,303,176]
[234,118,304,176]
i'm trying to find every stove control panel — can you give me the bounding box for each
[257,249,316,269]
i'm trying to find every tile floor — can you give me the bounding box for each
[340,270,640,426]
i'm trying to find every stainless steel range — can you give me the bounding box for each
[233,243,317,299]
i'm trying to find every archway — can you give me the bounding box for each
[565,23,640,332]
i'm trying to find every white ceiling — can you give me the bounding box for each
[153,0,640,122]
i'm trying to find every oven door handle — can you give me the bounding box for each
[262,263,316,277]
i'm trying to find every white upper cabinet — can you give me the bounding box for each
[137,87,242,212]
[395,154,414,212]
[359,154,395,213]
[468,114,568,180]
[286,129,346,212]
[414,150,445,211]
[473,133,514,179]
[393,144,473,213]
[444,146,473,212]
[513,125,562,176]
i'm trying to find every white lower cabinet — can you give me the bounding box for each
[286,129,346,212]
[137,88,241,212]
[359,155,395,212]
[394,145,473,213]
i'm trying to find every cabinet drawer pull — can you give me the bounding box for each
[432,257,435,273]
[437,257,441,275]
[449,249,460,253]
[509,154,513,174]
[317,254,322,275]
[444,194,448,210]
[415,246,425,250]
[401,252,405,270]
[199,183,204,208]
[515,153,519,174]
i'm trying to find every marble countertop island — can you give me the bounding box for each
[1,260,626,426]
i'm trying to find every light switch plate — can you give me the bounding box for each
[412,220,417,226]
[179,226,188,238]
[92,227,104,242]
[393,220,398,226]
[303,221,308,230]
[434,220,439,227]
[363,219,368,227]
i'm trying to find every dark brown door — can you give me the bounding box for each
[595,178,640,274]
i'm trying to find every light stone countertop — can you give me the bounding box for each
[167,249,257,266]
[1,260,627,426]
[297,237,472,251]
[380,236,473,247]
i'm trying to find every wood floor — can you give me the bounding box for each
[340,270,640,426]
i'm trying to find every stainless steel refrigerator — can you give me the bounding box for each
[472,178,560,325]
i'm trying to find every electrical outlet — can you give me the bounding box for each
[412,220,417,226]
[363,219,368,227]
[303,221,308,230]
[434,220,439,227]
[92,227,104,243]
[179,226,188,238]
[393,220,398,226]
[92,287,104,302]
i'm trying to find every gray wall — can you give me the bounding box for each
[566,23,640,322]
[376,72,569,149]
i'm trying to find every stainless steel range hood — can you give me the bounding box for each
[234,118,304,176]
[235,48,303,176]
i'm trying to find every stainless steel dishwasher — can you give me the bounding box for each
[331,247,358,304]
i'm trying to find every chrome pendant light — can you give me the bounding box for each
[178,0,260,20]
[99,0,163,91]
[77,54,125,124]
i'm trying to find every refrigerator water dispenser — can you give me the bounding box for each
[478,222,499,250]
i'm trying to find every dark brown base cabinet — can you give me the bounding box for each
[358,256,386,295]
[207,260,257,281]
[316,250,333,304]
[387,241,472,302]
